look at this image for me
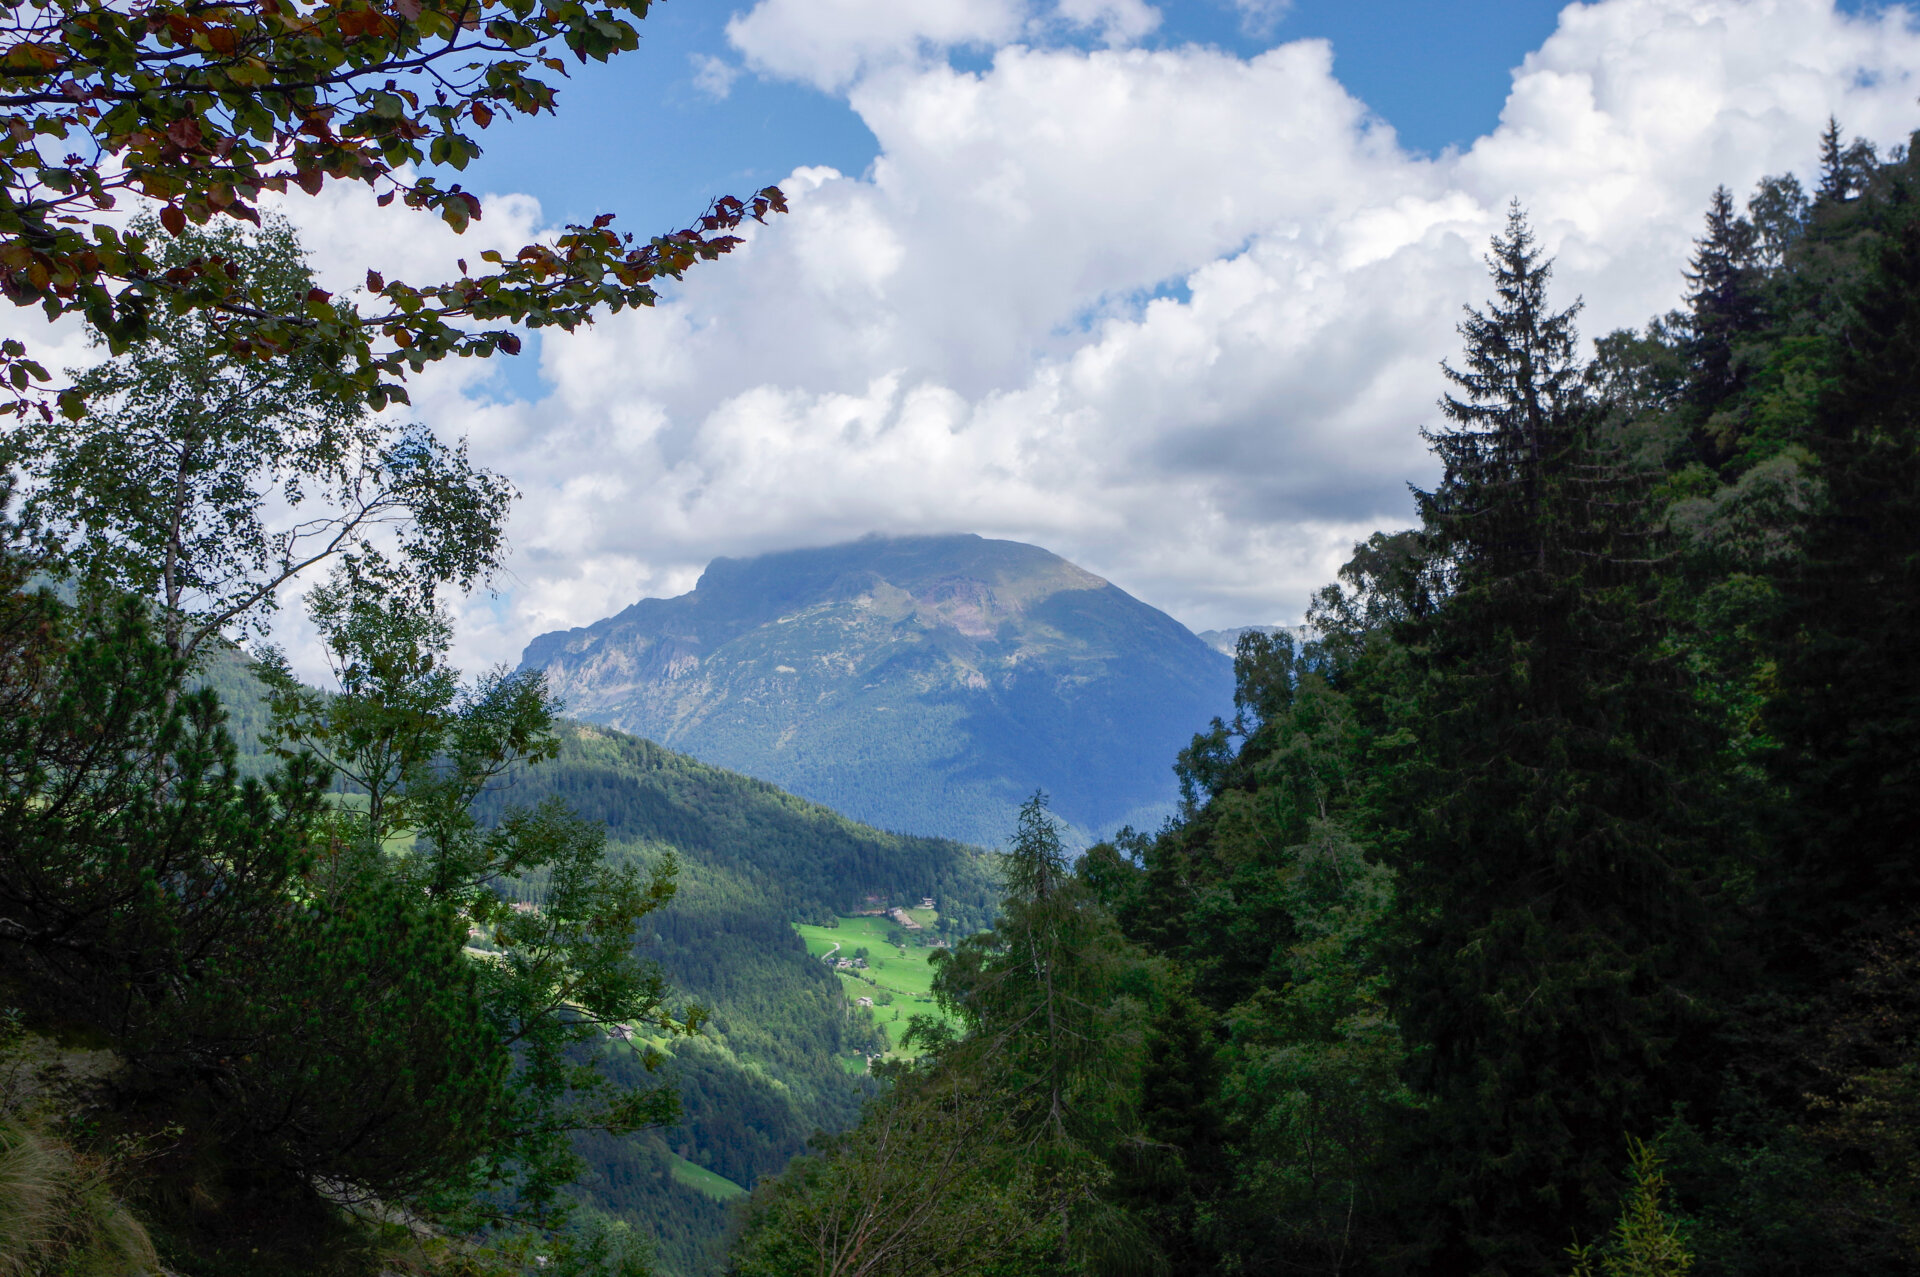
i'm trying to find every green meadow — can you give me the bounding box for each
[793,914,960,1063]
[668,1152,747,1202]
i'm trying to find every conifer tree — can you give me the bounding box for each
[1115,991,1227,1277]
[1817,116,1849,203]
[1684,186,1760,412]
[0,548,510,1207]
[1381,205,1718,1274]
[1814,116,1878,206]
[936,792,1125,1145]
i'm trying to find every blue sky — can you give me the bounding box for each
[464,1,1583,231]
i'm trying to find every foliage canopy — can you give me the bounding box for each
[0,0,786,418]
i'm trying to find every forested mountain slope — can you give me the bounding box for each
[477,722,999,1273]
[519,533,1235,847]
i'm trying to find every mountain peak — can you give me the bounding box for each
[520,534,1231,847]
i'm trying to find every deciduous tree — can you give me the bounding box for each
[0,0,787,419]
[1,216,511,662]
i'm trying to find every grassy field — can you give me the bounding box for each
[668,1152,747,1201]
[793,914,961,1064]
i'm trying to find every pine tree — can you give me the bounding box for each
[1115,991,1227,1277]
[1417,203,1586,580]
[1814,116,1878,207]
[0,561,510,1206]
[937,792,1122,1144]
[1817,116,1848,203]
[1382,206,1719,1274]
[1684,186,1760,413]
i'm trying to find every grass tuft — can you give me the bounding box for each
[0,1114,158,1277]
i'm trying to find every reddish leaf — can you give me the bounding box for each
[366,269,385,293]
[160,203,186,236]
[165,117,203,150]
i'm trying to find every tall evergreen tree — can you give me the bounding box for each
[935,793,1134,1149]
[1817,116,1849,203]
[1115,990,1227,1277]
[1684,186,1761,415]
[1381,205,1719,1274]
[1814,116,1878,206]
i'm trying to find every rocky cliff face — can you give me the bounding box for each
[520,534,1235,848]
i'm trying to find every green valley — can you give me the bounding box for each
[666,1154,746,1203]
[459,720,1003,1274]
[12,14,1913,1276]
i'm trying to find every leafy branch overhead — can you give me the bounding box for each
[0,0,787,417]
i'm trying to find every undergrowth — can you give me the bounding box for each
[0,1009,158,1277]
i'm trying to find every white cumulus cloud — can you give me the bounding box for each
[245,0,1920,676]
[1055,0,1163,46]
[726,0,1029,92]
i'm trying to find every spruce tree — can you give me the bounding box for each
[1814,116,1878,207]
[936,792,1126,1145]
[1684,186,1760,414]
[1381,205,1718,1274]
[1116,991,1227,1277]
[1817,116,1849,203]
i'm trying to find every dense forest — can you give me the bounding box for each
[482,723,997,935]
[725,121,1920,1276]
